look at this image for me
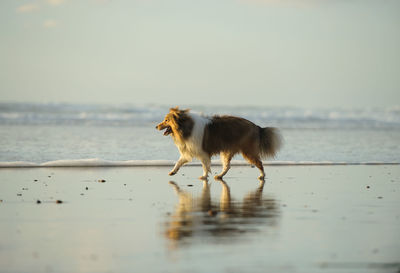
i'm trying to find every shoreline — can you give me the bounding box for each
[0,159,399,168]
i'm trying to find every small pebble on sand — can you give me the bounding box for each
[208,210,217,216]
[36,200,41,204]
[56,200,63,204]
[98,179,106,183]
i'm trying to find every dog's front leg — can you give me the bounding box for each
[169,157,189,176]
[215,152,233,179]
[199,156,211,180]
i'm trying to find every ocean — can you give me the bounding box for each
[1,103,399,166]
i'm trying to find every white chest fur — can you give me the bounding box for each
[176,112,210,159]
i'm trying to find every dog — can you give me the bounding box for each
[156,107,282,180]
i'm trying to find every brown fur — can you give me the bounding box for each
[203,115,282,179]
[202,115,259,156]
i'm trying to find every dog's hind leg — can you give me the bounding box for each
[214,152,234,180]
[242,152,265,180]
[169,156,190,176]
[199,155,211,180]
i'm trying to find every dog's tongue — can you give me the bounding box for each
[163,127,172,136]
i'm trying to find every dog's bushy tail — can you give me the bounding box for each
[259,127,282,159]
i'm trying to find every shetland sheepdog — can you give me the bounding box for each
[156,107,282,180]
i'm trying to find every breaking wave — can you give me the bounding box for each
[1,103,399,129]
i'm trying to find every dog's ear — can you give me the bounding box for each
[170,106,179,112]
[170,110,180,120]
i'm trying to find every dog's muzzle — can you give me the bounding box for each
[156,124,172,136]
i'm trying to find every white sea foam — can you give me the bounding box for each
[0,159,176,167]
[0,159,398,168]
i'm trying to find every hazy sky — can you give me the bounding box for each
[1,0,399,108]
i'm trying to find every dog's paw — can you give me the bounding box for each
[198,175,208,180]
[168,171,176,176]
[214,175,223,180]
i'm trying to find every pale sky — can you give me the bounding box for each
[0,0,399,108]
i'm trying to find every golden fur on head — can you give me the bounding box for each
[156,107,193,141]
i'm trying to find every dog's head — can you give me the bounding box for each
[156,107,190,136]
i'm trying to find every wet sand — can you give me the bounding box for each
[0,165,399,273]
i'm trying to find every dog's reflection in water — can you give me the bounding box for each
[165,179,280,247]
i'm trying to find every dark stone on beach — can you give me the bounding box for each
[208,210,217,217]
[187,184,193,187]
[377,196,383,199]
[56,200,63,204]
[36,200,41,204]
[48,176,51,178]
[34,179,38,182]
[366,186,370,189]
[80,193,84,196]
[22,188,28,190]
[17,193,22,196]
[85,187,88,190]
[98,179,106,183]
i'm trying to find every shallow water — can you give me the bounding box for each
[1,103,400,165]
[1,125,400,164]
[0,165,399,273]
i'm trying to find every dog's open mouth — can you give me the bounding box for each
[163,126,172,136]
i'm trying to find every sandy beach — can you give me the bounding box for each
[0,165,399,273]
